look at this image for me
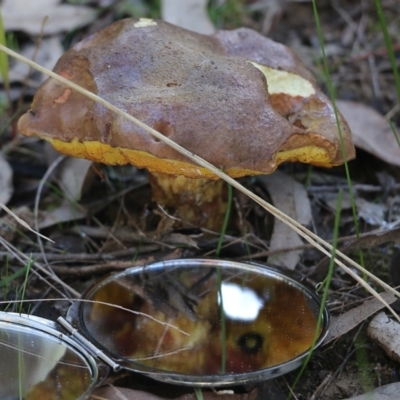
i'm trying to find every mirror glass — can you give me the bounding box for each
[81,262,320,375]
[0,323,92,400]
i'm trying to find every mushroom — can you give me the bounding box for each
[18,18,355,230]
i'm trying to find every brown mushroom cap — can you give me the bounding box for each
[18,18,355,179]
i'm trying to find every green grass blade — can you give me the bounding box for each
[215,183,233,374]
[373,0,400,150]
[0,9,9,91]
[216,183,233,257]
[373,0,400,106]
[18,258,33,314]
[0,265,29,289]
[194,388,204,400]
[311,0,365,273]
[290,189,343,396]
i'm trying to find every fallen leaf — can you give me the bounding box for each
[90,387,163,400]
[38,201,86,229]
[356,198,386,226]
[313,190,354,211]
[177,391,257,400]
[342,383,400,400]
[337,100,400,167]
[2,0,97,35]
[57,158,94,202]
[0,153,13,205]
[311,227,400,282]
[0,158,91,238]
[368,312,400,363]
[90,387,257,400]
[161,0,215,34]
[258,171,312,269]
[324,291,397,344]
[314,191,386,226]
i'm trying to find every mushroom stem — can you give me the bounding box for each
[148,173,228,231]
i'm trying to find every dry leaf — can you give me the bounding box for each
[0,157,89,238]
[258,171,312,269]
[314,191,354,211]
[368,312,400,363]
[2,0,97,35]
[176,390,257,400]
[311,227,400,282]
[324,291,397,344]
[90,387,164,400]
[356,198,386,226]
[0,153,13,205]
[57,158,94,202]
[314,192,386,226]
[90,387,257,400]
[38,201,86,229]
[337,100,400,167]
[161,0,215,34]
[342,383,400,400]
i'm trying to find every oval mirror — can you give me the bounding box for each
[77,259,329,386]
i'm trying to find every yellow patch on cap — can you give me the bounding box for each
[276,145,330,166]
[249,61,315,97]
[134,18,157,28]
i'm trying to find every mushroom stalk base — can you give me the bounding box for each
[149,173,228,231]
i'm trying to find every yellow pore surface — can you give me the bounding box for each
[48,137,331,179]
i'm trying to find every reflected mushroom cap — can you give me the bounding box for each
[18,18,355,179]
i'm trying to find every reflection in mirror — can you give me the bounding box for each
[81,264,320,376]
[0,324,92,400]
[220,283,264,321]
